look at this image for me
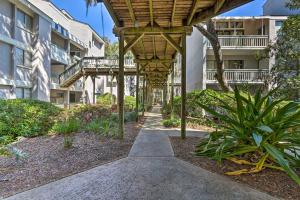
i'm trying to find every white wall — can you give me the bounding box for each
[186,27,207,92]
[31,15,52,101]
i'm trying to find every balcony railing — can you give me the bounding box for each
[207,35,269,49]
[51,44,69,65]
[206,69,269,83]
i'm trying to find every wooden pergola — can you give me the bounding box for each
[99,0,252,138]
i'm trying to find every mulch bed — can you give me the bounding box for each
[170,137,300,200]
[0,118,145,198]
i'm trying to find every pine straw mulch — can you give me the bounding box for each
[170,137,300,200]
[0,118,145,198]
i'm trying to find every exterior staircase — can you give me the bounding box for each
[59,57,136,88]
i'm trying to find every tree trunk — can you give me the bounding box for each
[195,20,233,92]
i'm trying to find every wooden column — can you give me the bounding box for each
[142,77,145,116]
[163,84,167,107]
[118,33,125,138]
[136,64,139,121]
[92,76,96,104]
[171,63,174,114]
[181,33,186,139]
[82,74,86,104]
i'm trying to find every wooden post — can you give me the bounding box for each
[163,84,167,107]
[181,33,186,139]
[118,33,125,138]
[92,76,96,104]
[142,77,145,116]
[171,63,174,114]
[145,81,148,111]
[136,64,139,121]
[82,74,86,104]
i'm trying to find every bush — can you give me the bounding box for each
[86,118,118,137]
[0,99,61,139]
[125,112,137,122]
[125,96,136,111]
[162,118,180,128]
[195,87,300,185]
[97,93,116,106]
[52,118,80,135]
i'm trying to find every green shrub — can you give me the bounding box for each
[0,99,61,139]
[125,112,137,122]
[97,93,116,106]
[52,118,80,135]
[86,119,102,133]
[195,87,300,185]
[162,118,180,128]
[125,96,136,111]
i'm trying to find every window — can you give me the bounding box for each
[216,22,229,29]
[16,87,31,99]
[275,20,284,27]
[207,60,216,69]
[230,21,243,29]
[226,60,244,69]
[15,48,32,67]
[16,9,32,31]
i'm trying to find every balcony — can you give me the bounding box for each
[51,44,69,65]
[207,35,269,49]
[206,69,269,84]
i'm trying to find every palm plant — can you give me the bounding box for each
[195,87,300,185]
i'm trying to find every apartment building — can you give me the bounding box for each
[173,0,299,93]
[0,0,114,105]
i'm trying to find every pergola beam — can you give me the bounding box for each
[171,0,177,26]
[149,0,154,27]
[114,26,193,36]
[124,33,144,53]
[190,0,253,25]
[125,0,136,24]
[135,58,175,63]
[187,0,199,25]
[214,0,226,13]
[161,33,183,54]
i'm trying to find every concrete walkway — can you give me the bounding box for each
[5,107,277,200]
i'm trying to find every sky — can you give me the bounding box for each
[51,0,266,42]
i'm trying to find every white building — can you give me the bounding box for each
[173,0,299,93]
[0,0,135,105]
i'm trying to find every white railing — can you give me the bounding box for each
[51,44,69,65]
[81,58,136,68]
[207,35,269,48]
[206,69,269,83]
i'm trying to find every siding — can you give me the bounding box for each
[0,1,13,38]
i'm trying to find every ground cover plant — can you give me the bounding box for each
[195,87,300,185]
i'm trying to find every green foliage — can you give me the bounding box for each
[63,136,73,149]
[125,96,136,111]
[86,118,118,137]
[125,112,137,122]
[52,118,80,135]
[286,0,300,9]
[268,15,300,100]
[0,136,27,160]
[195,87,300,185]
[162,118,180,128]
[0,99,60,139]
[97,93,116,106]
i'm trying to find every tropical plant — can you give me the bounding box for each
[97,93,116,106]
[195,87,300,185]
